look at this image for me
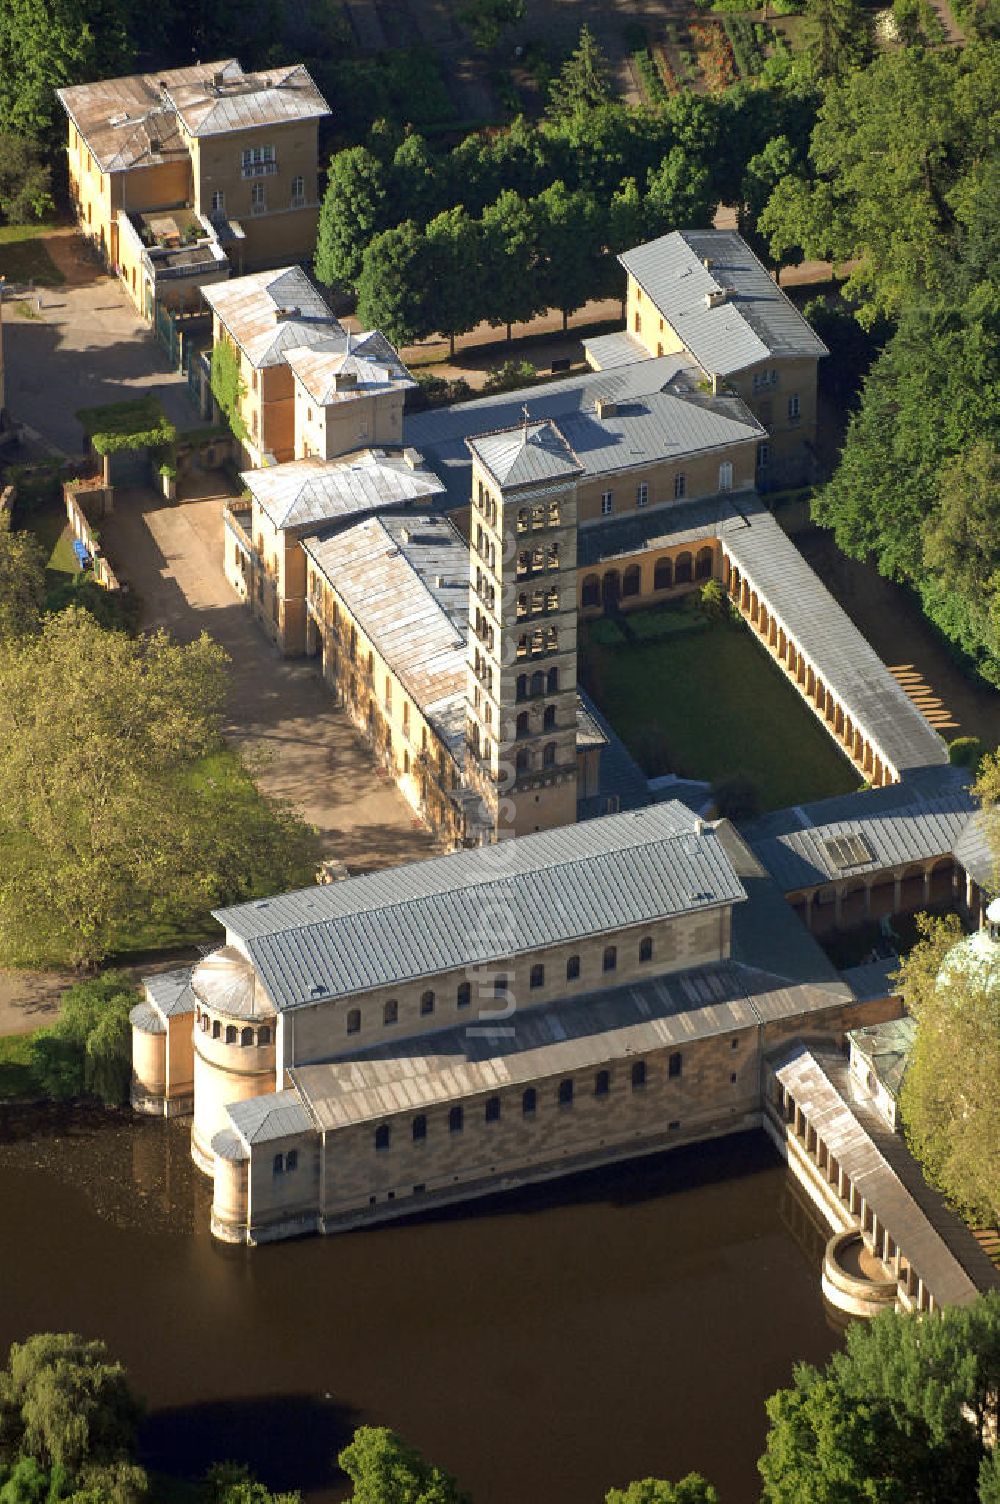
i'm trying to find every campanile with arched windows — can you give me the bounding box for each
[465,420,582,838]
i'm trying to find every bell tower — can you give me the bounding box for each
[465,419,582,839]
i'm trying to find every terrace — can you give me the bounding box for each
[118,205,228,301]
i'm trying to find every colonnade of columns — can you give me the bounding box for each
[771,1079,934,1312]
[723,556,895,787]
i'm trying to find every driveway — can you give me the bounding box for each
[101,474,442,874]
[3,232,200,456]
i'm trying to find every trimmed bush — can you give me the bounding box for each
[948,735,985,769]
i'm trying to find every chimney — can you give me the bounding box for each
[148,137,161,154]
[595,397,617,420]
[705,288,728,310]
[274,305,300,322]
[694,816,705,836]
[702,255,713,270]
[333,369,358,390]
[402,446,423,470]
[212,70,226,88]
[400,525,412,543]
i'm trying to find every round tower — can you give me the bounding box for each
[188,946,278,1174]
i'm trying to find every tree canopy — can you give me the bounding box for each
[605,1476,719,1504]
[0,608,318,968]
[0,1333,145,1504]
[337,1427,471,1504]
[759,1294,1000,1504]
[0,516,45,640]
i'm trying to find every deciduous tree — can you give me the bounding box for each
[314,147,387,292]
[480,189,543,340]
[0,134,52,224]
[425,207,482,357]
[606,1475,719,1504]
[760,1297,1000,1503]
[0,517,44,640]
[355,221,434,348]
[0,609,317,968]
[338,1427,470,1504]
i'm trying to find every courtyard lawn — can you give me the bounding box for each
[580,607,862,812]
[0,224,65,287]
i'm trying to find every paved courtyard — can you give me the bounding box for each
[101,476,441,874]
[2,231,199,456]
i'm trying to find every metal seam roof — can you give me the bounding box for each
[619,230,829,377]
[214,805,746,1010]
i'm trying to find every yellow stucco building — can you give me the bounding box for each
[57,59,329,320]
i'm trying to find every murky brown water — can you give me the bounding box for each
[0,1118,838,1504]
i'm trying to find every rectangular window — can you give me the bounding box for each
[291,174,305,208]
[211,189,225,215]
[251,182,266,215]
[674,473,686,500]
[636,482,648,508]
[241,144,277,177]
[787,394,800,420]
[756,442,770,470]
[601,491,613,516]
[285,1150,298,1171]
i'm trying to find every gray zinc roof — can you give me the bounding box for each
[213,803,746,1010]
[468,420,583,490]
[144,966,195,1017]
[952,808,996,890]
[303,513,468,759]
[242,450,446,531]
[284,957,848,1131]
[227,1092,313,1145]
[404,357,762,512]
[744,766,973,892]
[721,499,948,776]
[619,229,828,378]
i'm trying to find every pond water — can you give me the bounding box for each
[0,1117,839,1504]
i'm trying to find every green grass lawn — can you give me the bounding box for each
[0,224,66,286]
[0,1033,42,1099]
[580,607,861,811]
[20,501,81,600]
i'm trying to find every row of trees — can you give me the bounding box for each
[6,1300,1000,1504]
[314,31,822,342]
[752,36,1000,683]
[0,511,318,970]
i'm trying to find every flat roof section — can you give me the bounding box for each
[284,957,849,1131]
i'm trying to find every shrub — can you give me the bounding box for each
[948,735,985,769]
[75,397,176,456]
[481,358,536,394]
[409,371,474,411]
[699,579,728,620]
